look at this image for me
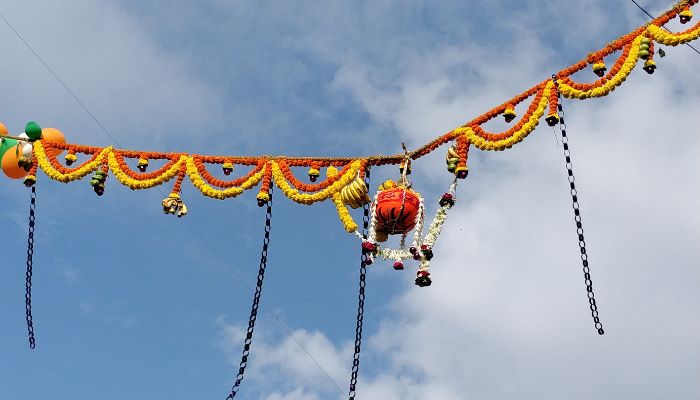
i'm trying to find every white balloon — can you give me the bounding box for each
[22,143,33,157]
[18,132,29,140]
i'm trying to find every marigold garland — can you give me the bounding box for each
[108,152,187,190]
[186,157,266,200]
[647,20,700,45]
[34,141,111,183]
[327,166,359,233]
[271,160,364,205]
[13,0,698,226]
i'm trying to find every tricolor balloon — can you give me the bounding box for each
[0,122,68,179]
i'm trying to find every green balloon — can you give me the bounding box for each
[25,121,42,140]
[0,137,18,160]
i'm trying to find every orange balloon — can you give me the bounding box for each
[0,122,8,136]
[1,147,28,179]
[41,127,66,144]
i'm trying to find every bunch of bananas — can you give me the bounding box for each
[445,145,459,173]
[340,176,370,209]
[162,194,188,217]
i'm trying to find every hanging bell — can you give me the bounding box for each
[223,162,234,176]
[137,158,149,172]
[307,166,320,182]
[65,152,77,166]
[256,192,269,207]
[23,175,36,187]
[592,61,607,77]
[503,104,516,123]
[679,8,693,24]
[545,113,560,127]
[643,59,656,74]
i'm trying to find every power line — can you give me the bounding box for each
[627,0,700,56]
[0,12,124,148]
[0,9,345,395]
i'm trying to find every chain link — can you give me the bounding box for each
[226,186,273,399]
[25,185,37,349]
[348,167,370,400]
[552,76,604,335]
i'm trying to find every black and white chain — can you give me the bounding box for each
[552,76,605,335]
[26,185,37,349]
[348,167,371,400]
[226,187,274,399]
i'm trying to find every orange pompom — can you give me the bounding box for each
[1,147,29,179]
[0,122,8,136]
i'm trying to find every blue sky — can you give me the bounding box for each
[1,1,699,399]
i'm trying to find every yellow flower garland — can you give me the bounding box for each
[108,152,188,190]
[327,166,358,233]
[458,81,552,151]
[34,141,111,183]
[558,36,642,99]
[186,157,266,199]
[271,160,362,205]
[647,22,700,45]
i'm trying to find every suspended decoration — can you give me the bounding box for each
[3,1,700,398]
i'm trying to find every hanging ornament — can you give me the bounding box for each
[592,60,607,77]
[64,150,77,166]
[679,7,693,24]
[445,145,459,173]
[372,183,422,238]
[162,193,188,217]
[340,174,371,209]
[90,170,107,196]
[643,59,657,74]
[137,157,149,172]
[639,37,651,59]
[222,161,234,176]
[503,104,516,123]
[307,163,320,182]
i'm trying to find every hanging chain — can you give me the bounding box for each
[226,186,273,399]
[348,167,371,400]
[26,185,37,349]
[552,76,604,335]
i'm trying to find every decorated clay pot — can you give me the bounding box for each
[373,187,421,235]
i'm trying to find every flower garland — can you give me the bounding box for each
[557,36,641,99]
[276,160,354,193]
[108,152,187,190]
[34,141,111,183]
[186,157,266,200]
[647,20,700,45]
[271,160,363,205]
[327,166,359,233]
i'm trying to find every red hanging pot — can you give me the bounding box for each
[374,187,421,235]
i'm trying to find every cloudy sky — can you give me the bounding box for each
[0,1,698,399]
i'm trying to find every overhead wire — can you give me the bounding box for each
[0,9,345,395]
